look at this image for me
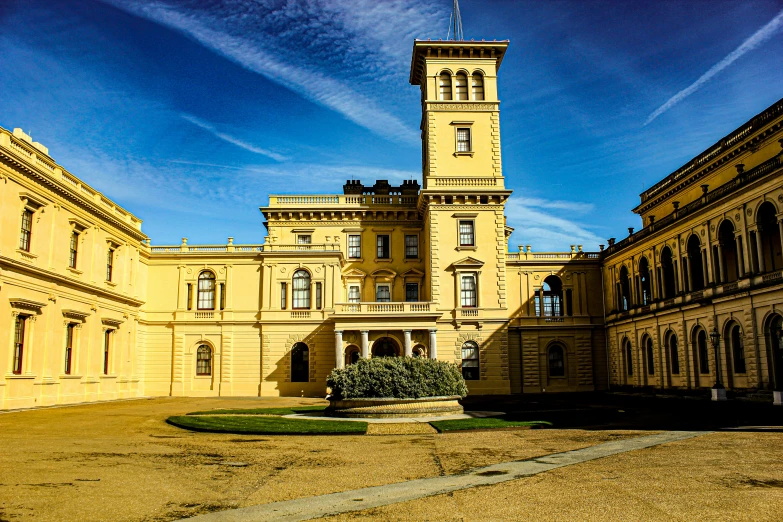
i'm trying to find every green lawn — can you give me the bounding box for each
[167,414,366,435]
[185,406,327,416]
[429,417,552,432]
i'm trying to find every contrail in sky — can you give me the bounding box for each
[645,8,783,126]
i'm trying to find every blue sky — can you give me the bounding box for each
[1,0,782,251]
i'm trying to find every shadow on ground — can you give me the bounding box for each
[461,390,783,431]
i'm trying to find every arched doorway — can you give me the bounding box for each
[372,337,400,357]
[345,345,360,366]
[686,234,705,291]
[291,342,309,382]
[765,314,783,391]
[717,220,739,283]
[757,202,783,272]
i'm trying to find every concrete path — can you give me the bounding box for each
[182,430,706,522]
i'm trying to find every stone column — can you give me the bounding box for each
[428,329,438,360]
[716,244,725,284]
[334,330,344,369]
[685,257,693,292]
[403,330,413,357]
[25,315,37,374]
[360,330,369,359]
[735,235,745,277]
[755,231,766,273]
[778,219,783,265]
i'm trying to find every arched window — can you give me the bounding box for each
[461,341,479,380]
[638,257,651,305]
[667,332,679,375]
[686,234,705,291]
[372,337,399,358]
[717,220,739,283]
[412,344,426,358]
[455,72,468,100]
[471,73,484,100]
[757,202,783,272]
[197,271,216,310]
[619,266,631,311]
[345,345,360,366]
[542,276,563,317]
[439,72,452,100]
[548,344,565,377]
[292,270,311,309]
[660,246,676,298]
[727,323,745,374]
[291,342,309,382]
[645,337,655,375]
[695,328,710,375]
[196,345,212,376]
[623,338,633,376]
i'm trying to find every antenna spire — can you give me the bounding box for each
[447,0,464,41]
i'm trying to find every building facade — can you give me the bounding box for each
[1,38,780,410]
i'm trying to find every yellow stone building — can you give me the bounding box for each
[1,38,780,410]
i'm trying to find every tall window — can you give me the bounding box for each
[280,282,287,309]
[19,209,33,251]
[439,72,452,100]
[291,342,309,382]
[106,247,115,282]
[292,270,311,309]
[69,231,79,269]
[646,337,655,375]
[376,284,391,302]
[541,276,563,317]
[729,324,746,374]
[697,329,710,375]
[457,128,471,152]
[455,72,468,100]
[405,283,419,302]
[668,333,680,375]
[348,286,360,303]
[348,235,361,258]
[459,220,474,246]
[197,271,216,310]
[461,341,479,380]
[196,345,212,376]
[405,235,418,259]
[219,283,226,310]
[639,257,651,305]
[297,234,311,250]
[757,202,783,272]
[660,247,676,298]
[624,339,633,376]
[64,324,75,375]
[376,234,390,259]
[460,274,477,307]
[619,266,631,311]
[686,234,705,291]
[13,315,26,375]
[315,282,322,309]
[549,345,565,377]
[103,330,111,375]
[471,73,484,100]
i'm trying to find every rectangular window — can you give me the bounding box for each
[348,285,360,303]
[19,209,33,251]
[376,234,390,259]
[461,342,480,380]
[459,221,475,246]
[315,282,322,310]
[103,330,111,375]
[13,315,26,375]
[460,274,477,307]
[65,323,75,375]
[457,128,471,152]
[69,231,79,268]
[281,282,287,309]
[297,234,312,250]
[219,283,226,310]
[348,235,361,259]
[376,284,391,302]
[187,284,193,310]
[405,283,419,302]
[405,235,418,259]
[106,248,114,282]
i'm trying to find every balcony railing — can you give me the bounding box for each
[336,302,433,314]
[506,250,600,261]
[266,194,418,207]
[151,244,264,254]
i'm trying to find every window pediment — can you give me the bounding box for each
[401,268,425,280]
[343,268,367,280]
[62,309,90,322]
[10,298,46,313]
[101,317,124,328]
[371,269,397,280]
[451,256,484,269]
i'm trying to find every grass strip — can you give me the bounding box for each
[167,415,366,435]
[429,418,552,433]
[186,406,327,416]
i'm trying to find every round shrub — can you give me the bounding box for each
[326,357,468,400]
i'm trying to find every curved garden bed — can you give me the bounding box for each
[326,395,464,418]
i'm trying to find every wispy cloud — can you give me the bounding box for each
[104,0,436,146]
[181,113,287,161]
[645,8,783,125]
[505,197,603,251]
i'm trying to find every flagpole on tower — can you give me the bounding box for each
[447,0,464,41]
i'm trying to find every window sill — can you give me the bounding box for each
[16,249,37,263]
[374,258,393,263]
[59,374,83,379]
[347,257,364,263]
[194,375,213,379]
[66,267,83,276]
[456,246,477,251]
[404,257,421,263]
[5,374,35,379]
[99,375,117,379]
[105,281,117,288]
[453,151,475,157]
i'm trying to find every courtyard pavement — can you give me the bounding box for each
[0,393,781,521]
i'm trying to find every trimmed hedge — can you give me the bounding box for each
[326,357,468,400]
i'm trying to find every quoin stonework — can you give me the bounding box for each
[1,39,782,409]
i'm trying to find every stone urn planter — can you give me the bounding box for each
[325,395,464,418]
